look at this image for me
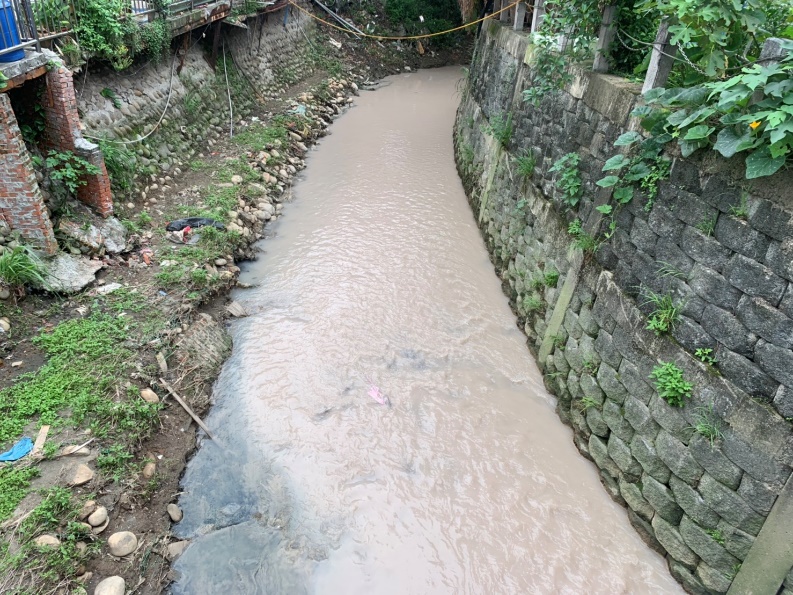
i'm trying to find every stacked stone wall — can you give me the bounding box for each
[456,22,793,594]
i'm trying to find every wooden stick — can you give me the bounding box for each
[159,379,214,440]
[31,425,49,458]
[55,437,96,458]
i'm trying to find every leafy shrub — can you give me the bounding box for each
[514,149,536,178]
[642,288,679,335]
[483,112,513,148]
[45,150,100,194]
[98,140,136,195]
[550,153,582,207]
[650,361,693,407]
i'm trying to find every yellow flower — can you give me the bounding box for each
[749,121,761,130]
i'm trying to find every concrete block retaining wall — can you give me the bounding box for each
[455,22,793,594]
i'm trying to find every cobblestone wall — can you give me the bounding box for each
[456,22,793,594]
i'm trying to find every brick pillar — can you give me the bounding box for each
[0,94,58,255]
[42,66,114,217]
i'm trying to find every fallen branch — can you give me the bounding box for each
[55,437,96,458]
[159,379,214,440]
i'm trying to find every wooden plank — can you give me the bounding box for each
[31,425,49,458]
[642,19,677,94]
[592,4,617,73]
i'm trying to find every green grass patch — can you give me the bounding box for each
[0,467,40,522]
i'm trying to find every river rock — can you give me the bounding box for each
[87,506,108,527]
[71,464,94,486]
[167,503,183,522]
[214,258,227,267]
[0,318,9,332]
[0,288,10,300]
[166,540,189,561]
[61,444,90,456]
[142,461,156,479]
[78,500,96,520]
[140,388,159,403]
[231,175,243,185]
[34,534,60,548]
[94,575,125,595]
[75,571,92,583]
[107,531,137,557]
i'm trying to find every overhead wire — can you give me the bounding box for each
[286,0,521,41]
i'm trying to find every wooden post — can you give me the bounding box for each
[592,5,617,73]
[642,19,677,94]
[513,1,527,31]
[530,0,544,33]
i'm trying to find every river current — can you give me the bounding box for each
[172,67,682,594]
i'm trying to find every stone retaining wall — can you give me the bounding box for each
[77,5,316,187]
[456,22,793,595]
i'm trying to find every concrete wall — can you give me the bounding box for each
[456,22,793,594]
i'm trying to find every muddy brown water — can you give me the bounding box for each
[172,68,682,594]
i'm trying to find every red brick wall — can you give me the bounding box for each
[0,94,58,255]
[43,67,114,217]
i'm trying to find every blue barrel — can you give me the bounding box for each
[0,0,26,63]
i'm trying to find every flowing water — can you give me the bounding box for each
[172,67,682,594]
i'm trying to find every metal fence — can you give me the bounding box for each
[0,0,221,62]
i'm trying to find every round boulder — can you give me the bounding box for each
[107,531,138,557]
[94,575,125,595]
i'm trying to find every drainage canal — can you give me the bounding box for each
[171,67,683,594]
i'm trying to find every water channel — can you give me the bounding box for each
[172,67,683,594]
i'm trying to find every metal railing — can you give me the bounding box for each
[0,0,225,62]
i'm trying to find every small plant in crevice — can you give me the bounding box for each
[551,334,566,350]
[550,152,583,207]
[579,396,601,411]
[650,361,693,407]
[706,528,726,545]
[568,219,599,254]
[100,87,122,109]
[695,347,717,366]
[658,261,686,280]
[729,193,749,220]
[582,359,599,376]
[482,112,513,149]
[696,214,718,237]
[689,403,725,447]
[641,288,680,335]
[544,269,560,288]
[98,139,135,195]
[514,149,536,178]
[522,294,543,313]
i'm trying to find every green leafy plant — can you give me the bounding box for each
[522,294,543,313]
[45,150,101,195]
[650,361,693,407]
[139,18,171,63]
[0,72,7,90]
[695,347,717,365]
[642,288,680,335]
[544,269,560,287]
[0,245,46,290]
[689,403,725,447]
[550,153,583,207]
[514,149,536,178]
[523,0,602,104]
[482,112,513,148]
[100,87,122,109]
[568,218,600,253]
[97,443,134,481]
[583,359,599,376]
[98,139,135,195]
[636,0,766,79]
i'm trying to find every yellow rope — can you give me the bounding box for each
[288,0,521,41]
